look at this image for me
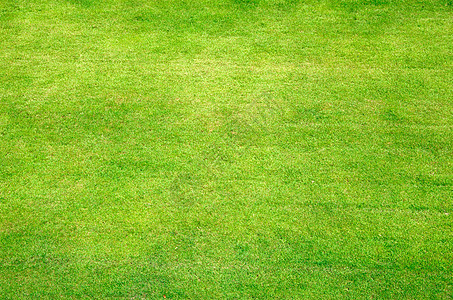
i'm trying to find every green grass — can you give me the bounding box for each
[1,0,452,298]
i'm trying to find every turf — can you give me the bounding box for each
[0,0,452,298]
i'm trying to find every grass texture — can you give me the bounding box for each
[1,0,452,298]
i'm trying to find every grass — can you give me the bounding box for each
[0,0,452,298]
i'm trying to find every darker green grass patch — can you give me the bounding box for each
[132,9,236,36]
[231,0,262,8]
[381,109,402,122]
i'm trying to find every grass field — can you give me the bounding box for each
[1,0,452,298]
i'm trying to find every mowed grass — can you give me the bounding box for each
[0,0,452,298]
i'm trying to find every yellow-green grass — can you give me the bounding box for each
[1,0,452,298]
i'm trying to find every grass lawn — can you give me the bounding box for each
[1,0,452,298]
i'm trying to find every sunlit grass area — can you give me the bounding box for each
[1,0,452,298]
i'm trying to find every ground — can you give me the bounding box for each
[0,0,452,298]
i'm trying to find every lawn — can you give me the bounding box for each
[0,0,452,298]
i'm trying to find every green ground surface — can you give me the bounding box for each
[1,0,452,298]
